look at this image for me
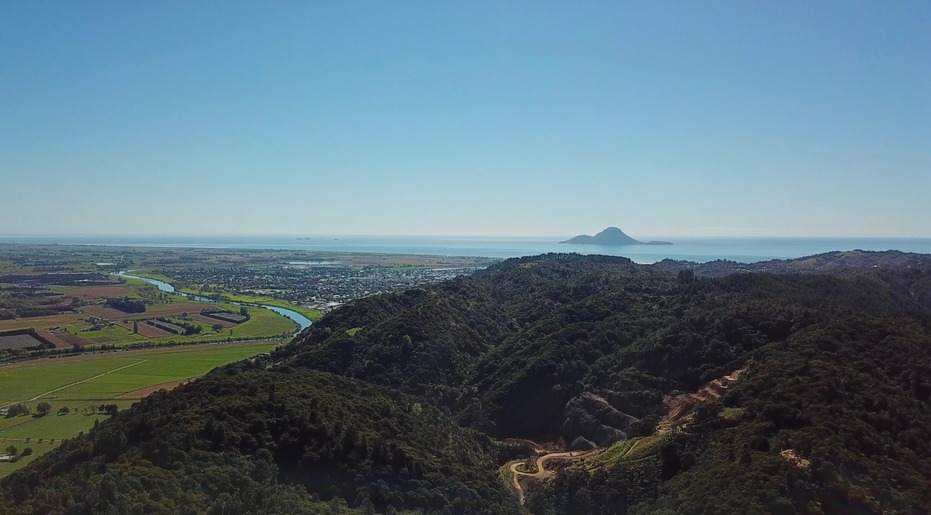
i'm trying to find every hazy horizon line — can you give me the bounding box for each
[2,233,931,240]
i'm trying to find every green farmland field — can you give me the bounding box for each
[76,324,135,344]
[215,293,322,321]
[0,342,279,404]
[0,303,296,348]
[124,271,177,285]
[0,341,278,477]
[177,287,323,321]
[142,304,298,344]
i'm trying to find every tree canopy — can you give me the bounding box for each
[2,252,930,513]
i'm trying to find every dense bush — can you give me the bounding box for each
[105,297,146,313]
[3,253,930,513]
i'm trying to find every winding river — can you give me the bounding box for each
[116,272,313,334]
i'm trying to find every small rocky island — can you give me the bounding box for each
[561,227,673,246]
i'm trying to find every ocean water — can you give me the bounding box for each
[2,235,930,264]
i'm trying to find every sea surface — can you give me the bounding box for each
[2,235,930,265]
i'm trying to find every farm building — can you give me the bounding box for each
[203,311,248,324]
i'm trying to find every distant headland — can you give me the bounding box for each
[560,227,673,246]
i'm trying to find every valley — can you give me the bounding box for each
[1,250,929,513]
[0,244,493,483]
[4,3,925,512]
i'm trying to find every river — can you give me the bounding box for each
[116,272,313,335]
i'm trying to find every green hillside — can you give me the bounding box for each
[2,252,929,513]
[1,368,522,514]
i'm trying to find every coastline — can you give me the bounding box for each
[1,235,930,265]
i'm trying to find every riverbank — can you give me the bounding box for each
[118,272,314,333]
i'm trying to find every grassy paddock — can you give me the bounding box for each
[141,304,297,344]
[120,277,158,299]
[221,293,322,321]
[133,270,322,321]
[0,440,64,476]
[0,341,278,478]
[0,342,278,405]
[77,324,135,344]
[183,290,323,321]
[126,272,176,284]
[1,303,297,350]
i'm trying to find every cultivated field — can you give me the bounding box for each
[49,284,132,300]
[0,314,84,332]
[114,320,172,338]
[35,330,76,349]
[81,302,222,321]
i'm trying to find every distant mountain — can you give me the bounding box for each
[561,227,672,246]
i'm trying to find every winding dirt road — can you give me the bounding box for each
[505,367,749,504]
[507,450,598,505]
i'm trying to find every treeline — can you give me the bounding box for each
[0,288,72,319]
[105,296,146,313]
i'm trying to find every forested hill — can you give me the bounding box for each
[285,252,931,433]
[282,252,931,512]
[0,369,524,514]
[654,249,931,277]
[2,252,931,514]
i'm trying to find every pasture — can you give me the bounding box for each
[210,292,322,321]
[0,301,297,348]
[0,341,279,477]
[0,341,279,404]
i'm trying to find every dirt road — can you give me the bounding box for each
[507,450,598,505]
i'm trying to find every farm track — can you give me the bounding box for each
[505,366,751,505]
[28,359,149,401]
[118,379,187,399]
[507,450,600,505]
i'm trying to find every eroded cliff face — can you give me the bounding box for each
[561,392,640,447]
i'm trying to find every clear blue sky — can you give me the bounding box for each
[1,1,928,237]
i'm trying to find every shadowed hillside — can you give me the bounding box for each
[2,252,930,514]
